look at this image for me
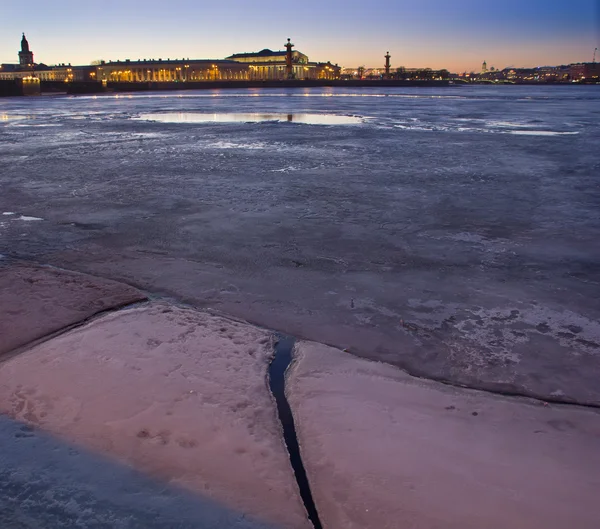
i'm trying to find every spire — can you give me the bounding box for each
[21,33,30,53]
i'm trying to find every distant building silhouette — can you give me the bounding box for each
[19,33,34,67]
[384,52,391,79]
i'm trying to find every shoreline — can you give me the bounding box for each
[3,79,596,98]
[64,79,450,95]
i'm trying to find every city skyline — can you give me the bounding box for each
[0,0,598,71]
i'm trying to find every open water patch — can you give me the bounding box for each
[1,114,28,122]
[0,114,37,125]
[134,112,362,125]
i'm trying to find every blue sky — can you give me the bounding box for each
[0,0,598,71]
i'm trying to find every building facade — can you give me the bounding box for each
[1,35,340,84]
[95,42,340,83]
[226,41,340,80]
[569,62,600,81]
[95,59,250,83]
[226,47,308,80]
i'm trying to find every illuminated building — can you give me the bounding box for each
[1,34,341,84]
[569,63,600,81]
[0,34,40,95]
[35,65,91,82]
[0,34,35,79]
[227,42,308,79]
[95,59,249,83]
[93,39,339,83]
[342,66,449,81]
[226,40,340,80]
[0,35,95,82]
[0,63,95,82]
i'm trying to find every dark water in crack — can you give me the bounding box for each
[268,335,322,529]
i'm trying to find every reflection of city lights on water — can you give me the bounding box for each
[134,112,363,125]
[0,114,33,122]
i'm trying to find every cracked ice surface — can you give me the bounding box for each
[0,303,311,529]
[287,340,600,529]
[1,86,599,404]
[0,261,146,356]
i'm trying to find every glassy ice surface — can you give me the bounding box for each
[1,86,599,404]
[135,112,363,124]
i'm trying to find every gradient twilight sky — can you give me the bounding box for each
[1,0,598,71]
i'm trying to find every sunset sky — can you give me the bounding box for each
[0,0,598,71]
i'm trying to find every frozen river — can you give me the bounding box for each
[1,86,599,405]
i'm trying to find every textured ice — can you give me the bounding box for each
[1,85,599,404]
[15,215,43,221]
[271,166,301,173]
[391,118,581,135]
[288,340,600,529]
[485,120,532,128]
[205,140,271,150]
[0,302,311,528]
[0,261,146,356]
[0,414,277,529]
